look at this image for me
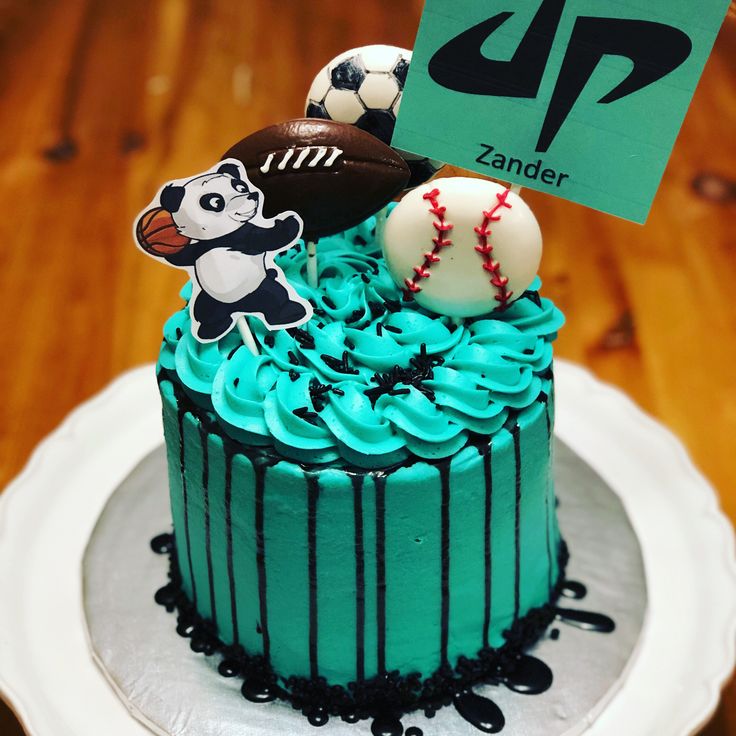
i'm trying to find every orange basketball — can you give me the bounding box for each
[136,207,190,255]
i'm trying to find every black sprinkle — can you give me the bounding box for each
[383,324,402,334]
[384,299,402,313]
[376,323,383,336]
[293,406,319,424]
[368,301,386,318]
[360,273,370,284]
[320,351,359,375]
[331,387,345,396]
[344,338,356,350]
[264,335,275,348]
[289,369,300,382]
[288,351,300,366]
[233,378,240,388]
[322,296,337,310]
[550,628,560,640]
[309,378,335,411]
[175,327,183,340]
[346,309,364,324]
[291,328,316,350]
[227,346,241,360]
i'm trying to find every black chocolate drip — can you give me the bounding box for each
[439,462,451,666]
[307,472,320,678]
[371,714,404,736]
[405,728,424,736]
[561,580,587,599]
[255,460,271,661]
[512,424,522,622]
[482,445,493,648]
[543,402,553,594]
[555,607,615,633]
[200,425,218,626]
[224,452,239,643]
[352,474,366,682]
[177,403,198,607]
[241,679,277,703]
[218,658,240,677]
[308,708,329,727]
[150,532,174,555]
[502,654,553,695]
[375,473,387,675]
[454,690,505,733]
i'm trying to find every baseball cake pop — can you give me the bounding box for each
[382,176,543,317]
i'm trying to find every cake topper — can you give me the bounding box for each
[391,0,731,223]
[135,159,312,348]
[223,118,410,288]
[382,177,542,317]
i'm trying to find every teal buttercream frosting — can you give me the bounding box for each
[157,214,564,468]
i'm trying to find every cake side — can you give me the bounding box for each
[159,376,562,693]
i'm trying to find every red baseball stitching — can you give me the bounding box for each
[403,188,453,299]
[473,188,514,309]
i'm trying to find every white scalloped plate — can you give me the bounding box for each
[0,361,734,736]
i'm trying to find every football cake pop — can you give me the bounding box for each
[382,177,543,318]
[305,44,443,189]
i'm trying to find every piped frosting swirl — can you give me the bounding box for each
[158,215,563,468]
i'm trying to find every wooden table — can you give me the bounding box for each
[0,1,734,733]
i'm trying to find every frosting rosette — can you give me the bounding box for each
[157,216,563,468]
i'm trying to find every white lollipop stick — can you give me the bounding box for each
[236,316,260,357]
[307,240,319,288]
[510,183,523,195]
[375,205,389,248]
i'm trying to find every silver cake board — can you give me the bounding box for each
[82,439,647,736]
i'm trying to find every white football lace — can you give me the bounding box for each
[259,146,344,174]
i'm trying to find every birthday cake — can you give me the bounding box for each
[138,45,575,733]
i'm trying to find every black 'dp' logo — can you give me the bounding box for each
[428,0,692,152]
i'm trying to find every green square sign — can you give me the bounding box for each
[393,0,730,223]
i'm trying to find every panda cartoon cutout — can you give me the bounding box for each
[135,159,312,342]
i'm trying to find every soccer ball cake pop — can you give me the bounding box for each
[382,177,543,318]
[305,44,442,188]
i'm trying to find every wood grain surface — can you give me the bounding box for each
[0,1,734,734]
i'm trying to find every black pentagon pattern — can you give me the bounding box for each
[331,56,367,91]
[355,109,396,146]
[406,158,441,189]
[392,57,410,89]
[306,101,330,119]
